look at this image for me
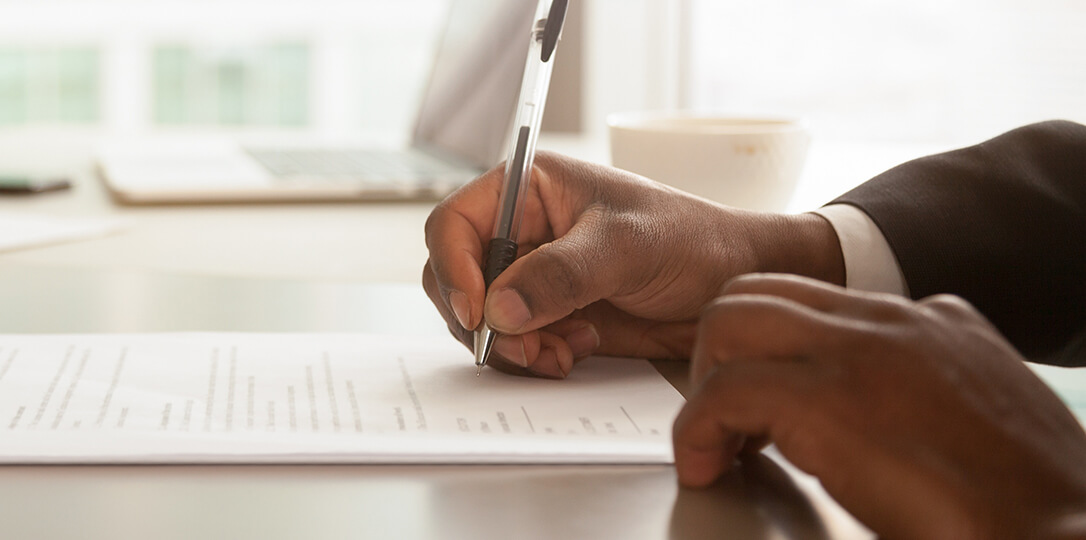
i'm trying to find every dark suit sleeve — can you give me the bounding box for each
[831,120,1086,366]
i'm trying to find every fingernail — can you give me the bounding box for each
[449,291,471,330]
[492,335,529,368]
[487,288,531,332]
[531,347,566,379]
[565,324,600,358]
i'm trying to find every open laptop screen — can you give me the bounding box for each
[411,0,535,169]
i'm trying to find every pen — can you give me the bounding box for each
[475,0,569,375]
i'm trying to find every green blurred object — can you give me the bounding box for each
[153,46,189,125]
[152,42,310,127]
[0,49,28,125]
[0,175,72,194]
[0,47,99,126]
[57,49,98,123]
[274,43,308,126]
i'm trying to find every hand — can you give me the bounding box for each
[423,152,844,378]
[672,274,1086,538]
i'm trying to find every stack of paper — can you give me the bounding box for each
[0,333,686,464]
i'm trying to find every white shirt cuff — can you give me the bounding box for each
[810,204,909,296]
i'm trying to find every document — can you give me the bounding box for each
[0,213,123,253]
[0,333,685,464]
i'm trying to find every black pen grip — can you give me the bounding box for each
[483,238,519,289]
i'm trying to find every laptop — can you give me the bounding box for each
[97,0,535,204]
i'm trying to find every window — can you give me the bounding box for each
[0,0,445,141]
[0,47,100,125]
[686,0,1086,144]
[151,43,309,127]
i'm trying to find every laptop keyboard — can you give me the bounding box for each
[246,149,476,185]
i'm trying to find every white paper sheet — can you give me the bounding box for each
[0,213,124,253]
[0,333,686,464]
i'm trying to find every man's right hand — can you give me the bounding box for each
[422,151,844,378]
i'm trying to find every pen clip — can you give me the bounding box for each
[540,0,569,63]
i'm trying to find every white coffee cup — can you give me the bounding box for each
[607,112,810,211]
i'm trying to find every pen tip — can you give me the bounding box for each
[476,365,482,377]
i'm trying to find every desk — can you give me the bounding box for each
[0,136,942,283]
[0,137,885,539]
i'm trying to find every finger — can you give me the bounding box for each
[691,293,851,385]
[673,359,830,487]
[483,210,630,334]
[483,330,574,379]
[543,318,601,360]
[675,360,964,539]
[919,294,999,333]
[424,169,505,331]
[488,331,540,371]
[722,273,909,319]
[526,330,575,379]
[423,261,473,349]
[574,301,697,360]
[477,316,600,379]
[488,302,693,370]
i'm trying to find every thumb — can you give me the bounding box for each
[483,217,624,334]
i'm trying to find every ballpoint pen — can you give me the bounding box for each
[475,0,569,375]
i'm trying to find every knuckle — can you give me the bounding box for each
[696,304,745,354]
[920,294,999,337]
[606,211,659,244]
[533,150,559,169]
[695,297,766,356]
[699,294,787,330]
[866,293,917,322]
[529,152,563,189]
[697,366,737,399]
[699,296,744,328]
[718,273,771,296]
[772,417,823,460]
[921,293,981,320]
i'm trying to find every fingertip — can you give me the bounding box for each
[528,343,573,379]
[674,446,729,488]
[528,348,562,378]
[485,287,533,333]
[563,323,600,359]
[448,290,473,330]
[672,396,745,488]
[492,334,530,368]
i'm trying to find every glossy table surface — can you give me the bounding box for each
[0,265,871,540]
[0,137,888,538]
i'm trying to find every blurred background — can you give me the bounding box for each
[0,0,1084,169]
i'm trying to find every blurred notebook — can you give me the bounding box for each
[97,0,534,204]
